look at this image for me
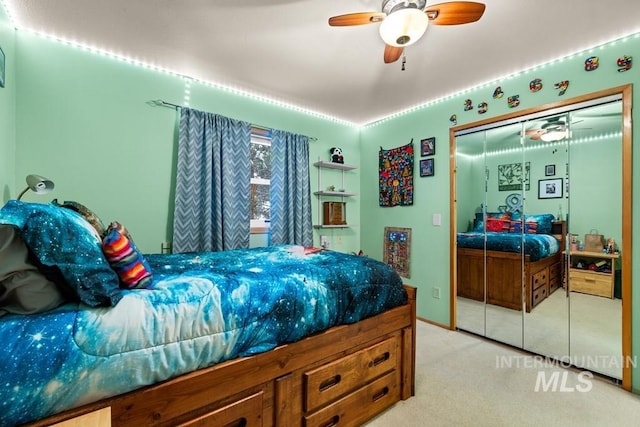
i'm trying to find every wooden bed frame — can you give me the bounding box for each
[457,248,562,312]
[29,285,416,427]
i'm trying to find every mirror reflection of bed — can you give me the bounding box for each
[451,86,631,385]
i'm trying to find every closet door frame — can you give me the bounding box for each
[449,85,632,391]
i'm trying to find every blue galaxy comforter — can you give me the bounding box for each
[457,232,560,261]
[0,245,406,426]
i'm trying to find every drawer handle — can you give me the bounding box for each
[223,418,247,427]
[372,386,390,402]
[320,415,340,427]
[369,351,390,368]
[319,375,341,392]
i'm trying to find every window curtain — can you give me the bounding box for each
[269,130,313,247]
[173,107,251,252]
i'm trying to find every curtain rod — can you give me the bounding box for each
[150,99,317,141]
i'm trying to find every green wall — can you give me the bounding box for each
[0,6,15,203]
[359,36,640,391]
[12,31,360,254]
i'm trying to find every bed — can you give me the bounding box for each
[456,212,565,312]
[0,200,416,426]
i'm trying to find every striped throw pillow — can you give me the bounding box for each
[102,222,153,289]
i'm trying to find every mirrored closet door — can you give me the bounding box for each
[452,86,631,388]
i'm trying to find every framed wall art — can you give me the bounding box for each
[419,158,434,177]
[498,161,530,191]
[383,227,412,278]
[545,164,555,176]
[420,137,435,156]
[538,178,563,199]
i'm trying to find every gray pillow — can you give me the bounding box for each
[0,225,66,316]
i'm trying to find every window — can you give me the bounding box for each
[250,128,271,232]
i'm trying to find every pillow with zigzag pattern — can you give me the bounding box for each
[102,222,153,289]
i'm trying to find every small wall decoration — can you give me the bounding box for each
[463,99,473,111]
[379,142,414,207]
[329,147,344,164]
[383,227,412,278]
[493,86,504,99]
[420,137,435,156]
[538,178,563,199]
[0,46,5,88]
[545,164,556,176]
[617,55,632,72]
[505,193,523,213]
[449,114,457,126]
[419,158,434,177]
[529,78,542,92]
[498,162,530,191]
[507,95,520,108]
[477,102,488,114]
[584,56,599,71]
[554,80,569,96]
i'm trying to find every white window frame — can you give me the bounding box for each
[250,133,271,233]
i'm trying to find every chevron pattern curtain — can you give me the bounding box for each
[173,108,251,253]
[269,130,313,247]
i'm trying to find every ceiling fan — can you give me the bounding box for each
[523,118,577,142]
[328,1,486,63]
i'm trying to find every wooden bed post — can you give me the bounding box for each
[401,285,417,399]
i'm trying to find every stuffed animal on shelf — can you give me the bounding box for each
[329,147,344,164]
[606,237,617,254]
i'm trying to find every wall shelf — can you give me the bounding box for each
[313,159,357,228]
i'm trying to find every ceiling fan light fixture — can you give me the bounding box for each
[540,129,568,142]
[379,8,429,47]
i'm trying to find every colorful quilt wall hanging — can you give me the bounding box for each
[379,141,414,207]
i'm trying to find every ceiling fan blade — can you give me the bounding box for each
[328,12,386,26]
[425,1,486,25]
[384,45,404,63]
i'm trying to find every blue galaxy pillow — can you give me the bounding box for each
[0,200,122,307]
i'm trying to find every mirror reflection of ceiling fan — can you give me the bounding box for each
[523,117,589,142]
[328,1,486,63]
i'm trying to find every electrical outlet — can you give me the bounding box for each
[433,287,441,299]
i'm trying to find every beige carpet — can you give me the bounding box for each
[457,290,623,379]
[365,321,640,427]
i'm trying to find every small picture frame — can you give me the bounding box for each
[545,164,555,176]
[419,158,434,177]
[420,137,435,156]
[538,178,563,199]
[0,46,5,88]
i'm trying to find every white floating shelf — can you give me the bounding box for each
[313,161,357,171]
[313,191,357,197]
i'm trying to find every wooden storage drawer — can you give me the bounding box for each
[531,283,548,308]
[570,269,613,298]
[177,391,264,427]
[304,337,398,412]
[303,371,400,427]
[532,268,548,291]
[549,262,561,292]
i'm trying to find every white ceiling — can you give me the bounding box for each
[4,0,640,125]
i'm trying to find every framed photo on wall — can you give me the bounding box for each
[498,162,530,191]
[420,137,435,156]
[538,178,563,199]
[0,46,5,88]
[383,227,411,278]
[545,164,555,176]
[419,158,434,177]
